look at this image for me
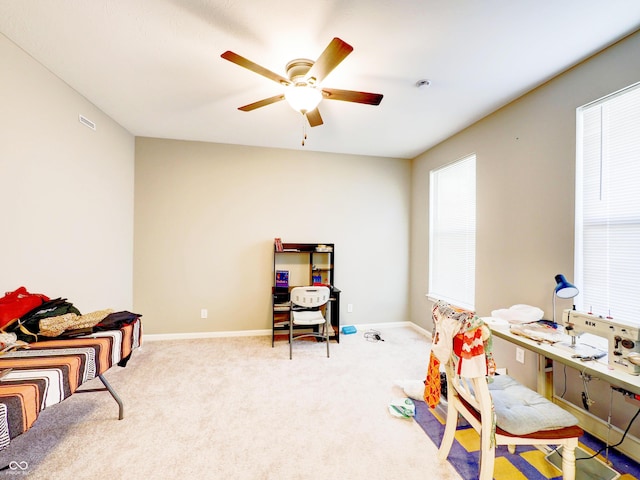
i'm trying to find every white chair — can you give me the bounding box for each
[289,286,330,359]
[433,303,583,480]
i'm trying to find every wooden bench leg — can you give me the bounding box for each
[561,440,577,480]
[479,426,496,480]
[438,398,459,460]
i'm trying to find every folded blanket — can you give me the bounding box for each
[39,309,113,337]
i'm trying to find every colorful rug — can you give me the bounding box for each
[414,399,640,480]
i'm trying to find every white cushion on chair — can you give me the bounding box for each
[488,375,579,435]
[292,310,326,325]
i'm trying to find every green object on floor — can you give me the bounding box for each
[388,398,415,418]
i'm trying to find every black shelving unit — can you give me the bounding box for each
[271,242,340,346]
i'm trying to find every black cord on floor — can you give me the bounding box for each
[364,329,384,342]
[552,407,640,462]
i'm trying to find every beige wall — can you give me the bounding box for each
[5,17,639,443]
[134,138,410,334]
[0,33,135,312]
[410,30,640,434]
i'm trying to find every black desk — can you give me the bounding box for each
[271,286,341,346]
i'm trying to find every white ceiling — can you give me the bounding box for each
[2,1,640,159]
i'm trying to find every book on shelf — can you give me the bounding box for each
[274,237,283,252]
[275,270,289,289]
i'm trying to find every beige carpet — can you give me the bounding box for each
[0,326,461,480]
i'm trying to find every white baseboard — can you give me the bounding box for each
[144,329,272,342]
[323,321,432,339]
[408,321,432,339]
[353,321,411,330]
[144,321,430,342]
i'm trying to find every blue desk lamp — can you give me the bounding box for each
[553,274,579,324]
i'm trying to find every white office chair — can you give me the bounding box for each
[289,286,331,359]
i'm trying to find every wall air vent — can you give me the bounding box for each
[79,114,96,131]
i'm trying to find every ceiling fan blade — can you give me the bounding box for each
[305,38,353,85]
[306,108,323,127]
[238,94,285,112]
[322,88,383,105]
[221,51,291,86]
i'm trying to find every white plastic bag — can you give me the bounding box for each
[490,304,544,324]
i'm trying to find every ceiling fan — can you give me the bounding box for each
[221,37,383,128]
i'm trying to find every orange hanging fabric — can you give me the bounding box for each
[423,350,442,408]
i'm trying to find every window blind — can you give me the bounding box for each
[428,154,476,310]
[575,82,640,323]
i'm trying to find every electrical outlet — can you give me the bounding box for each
[200,309,208,319]
[516,347,525,364]
[347,304,353,313]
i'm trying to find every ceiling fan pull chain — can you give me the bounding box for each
[301,114,308,146]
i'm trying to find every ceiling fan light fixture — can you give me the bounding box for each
[221,38,382,130]
[284,84,322,114]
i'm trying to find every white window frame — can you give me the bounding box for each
[575,81,640,323]
[428,154,476,310]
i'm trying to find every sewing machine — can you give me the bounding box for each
[562,309,640,375]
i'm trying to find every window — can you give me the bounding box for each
[428,154,476,310]
[575,82,640,322]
